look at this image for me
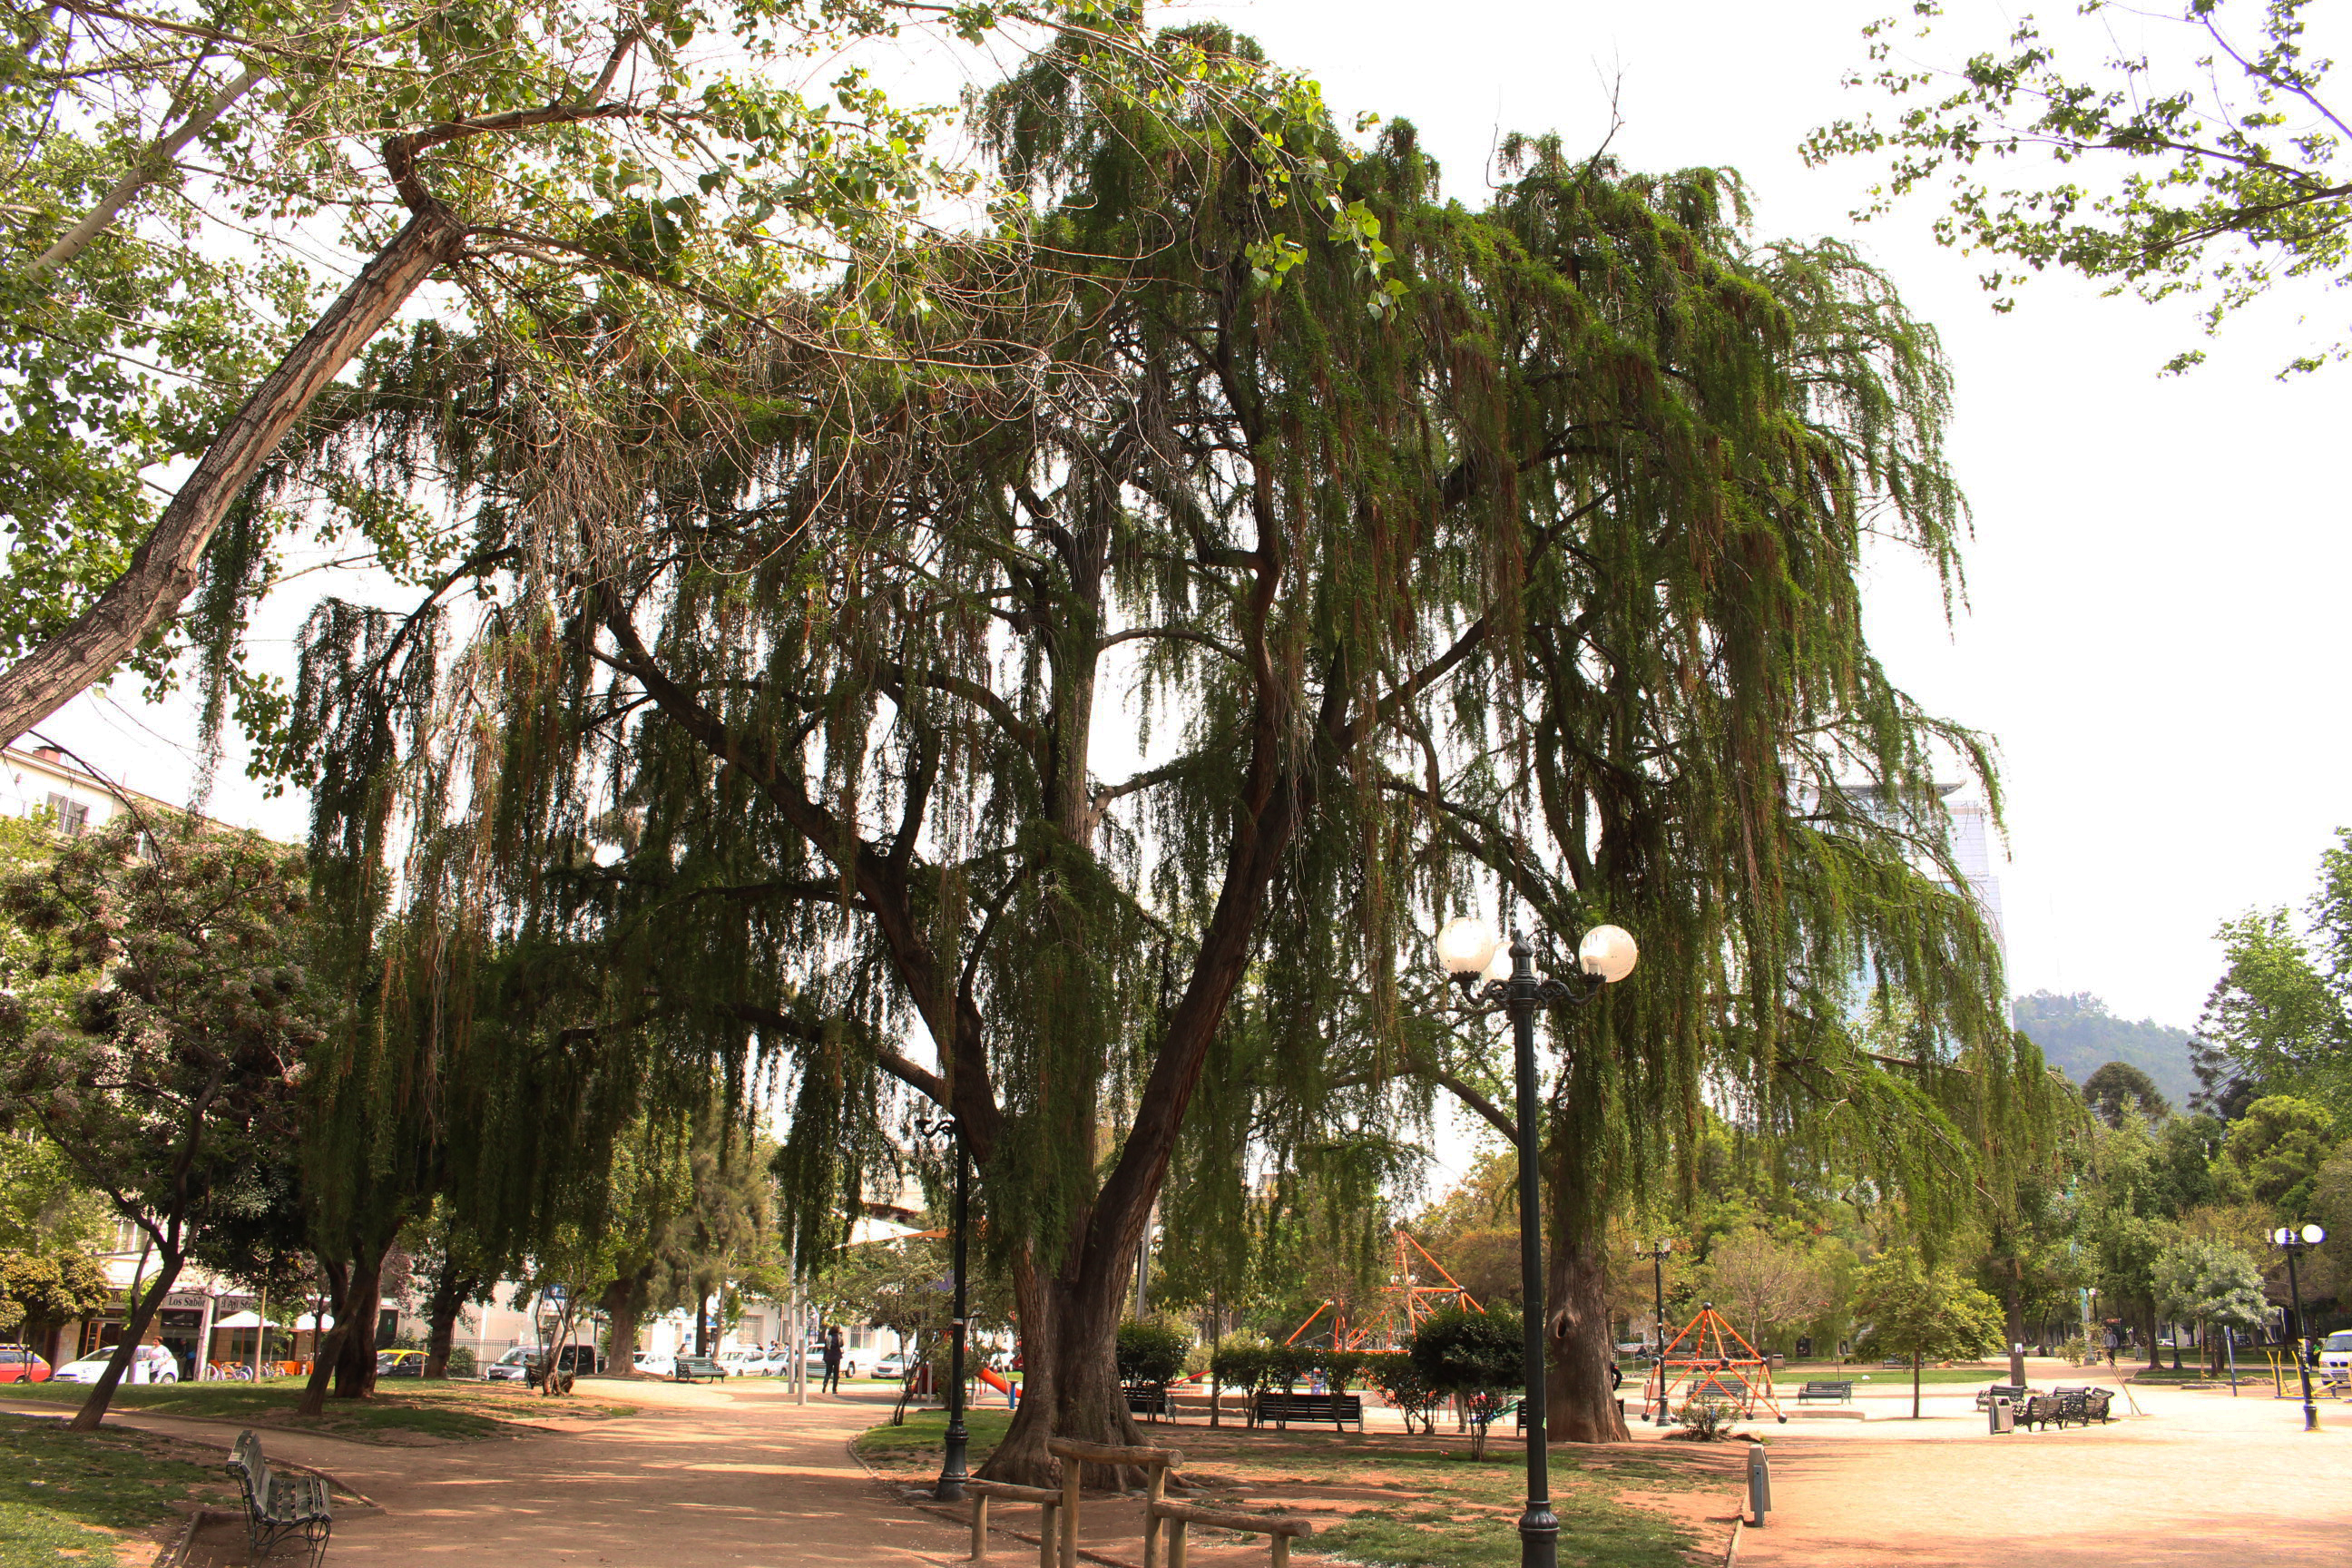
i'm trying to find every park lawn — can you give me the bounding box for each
[859,1409,1735,1568]
[0,1413,240,1568]
[1781,1367,2040,1387]
[0,1377,638,1444]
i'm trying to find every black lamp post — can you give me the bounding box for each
[1438,917,1639,1568]
[1634,1240,1672,1425]
[916,1112,973,1499]
[2270,1222,2328,1433]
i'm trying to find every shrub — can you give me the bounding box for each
[1209,1339,1270,1395]
[1117,1319,1191,1386]
[1265,1342,1316,1392]
[1364,1350,1443,1435]
[1319,1348,1367,1392]
[1671,1397,1738,1441]
[1410,1304,1524,1459]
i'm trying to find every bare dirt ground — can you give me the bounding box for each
[1730,1377,2352,1567]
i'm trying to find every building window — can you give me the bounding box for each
[44,793,88,838]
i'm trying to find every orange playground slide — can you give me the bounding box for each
[977,1367,1018,1404]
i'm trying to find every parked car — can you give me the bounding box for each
[632,1350,675,1377]
[2318,1329,2352,1381]
[376,1348,426,1378]
[716,1348,770,1377]
[527,1345,603,1387]
[485,1346,535,1383]
[54,1345,179,1385]
[873,1352,910,1380]
[0,1348,52,1384]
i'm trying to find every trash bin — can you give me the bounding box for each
[1988,1395,2015,1435]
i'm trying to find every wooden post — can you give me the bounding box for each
[969,1493,989,1562]
[1167,1518,1187,1568]
[1270,1535,1289,1568]
[1142,1458,1166,1568]
[1037,1503,1057,1568]
[1059,1466,1079,1568]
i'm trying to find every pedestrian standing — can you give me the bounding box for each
[2102,1322,2120,1368]
[822,1325,844,1393]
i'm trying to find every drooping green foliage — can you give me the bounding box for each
[2196,829,2352,1118]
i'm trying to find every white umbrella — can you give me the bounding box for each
[838,1216,926,1247]
[213,1310,265,1328]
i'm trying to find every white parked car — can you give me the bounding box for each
[54,1345,179,1385]
[873,1352,910,1380]
[485,1346,535,1383]
[2318,1330,2352,1385]
[632,1349,675,1377]
[716,1348,770,1377]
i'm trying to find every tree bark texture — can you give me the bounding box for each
[331,1251,385,1399]
[0,207,464,748]
[296,1257,353,1417]
[979,1251,1156,1490]
[1544,1219,1630,1444]
[601,1270,651,1377]
[67,1251,183,1431]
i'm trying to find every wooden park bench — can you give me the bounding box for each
[225,1427,332,1566]
[1796,1380,1854,1405]
[671,1355,728,1383]
[2016,1393,2063,1431]
[1975,1383,2027,1412]
[1880,1357,1908,1369]
[965,1479,1062,1567]
[1154,1499,1315,1568]
[2053,1386,2114,1426]
[1250,1390,1364,1433]
[1124,1381,1177,1423]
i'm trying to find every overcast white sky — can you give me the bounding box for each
[31,0,2348,1066]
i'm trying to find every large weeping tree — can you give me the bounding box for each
[269,19,2063,1478]
[1382,138,2069,1442]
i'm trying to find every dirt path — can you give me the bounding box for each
[1733,1382,2352,1567]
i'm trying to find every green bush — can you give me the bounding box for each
[1116,1319,1191,1386]
[1319,1348,1367,1392]
[1410,1304,1524,1459]
[446,1345,475,1377]
[1265,1342,1315,1392]
[1363,1350,1443,1435]
[1209,1339,1270,1396]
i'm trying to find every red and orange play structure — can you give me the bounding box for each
[1646,1302,1785,1423]
[1283,1230,1484,1351]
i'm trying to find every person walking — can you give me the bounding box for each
[821,1325,844,1394]
[2102,1322,2120,1368]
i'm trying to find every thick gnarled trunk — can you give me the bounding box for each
[1544,1221,1629,1444]
[978,1249,1152,1490]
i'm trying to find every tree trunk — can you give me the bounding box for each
[331,1251,385,1399]
[603,1280,645,1378]
[695,1292,710,1357]
[976,1250,1153,1490]
[2004,1266,2027,1387]
[1912,1350,1922,1419]
[421,1269,473,1380]
[67,1250,183,1431]
[0,207,464,749]
[296,1257,352,1417]
[1544,1220,1629,1444]
[2143,1302,2162,1369]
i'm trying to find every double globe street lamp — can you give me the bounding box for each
[2270,1221,2328,1432]
[1436,916,1638,1568]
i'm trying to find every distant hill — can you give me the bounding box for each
[2014,991,2198,1110]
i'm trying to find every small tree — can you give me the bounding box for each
[2152,1239,2270,1375]
[1411,1305,1524,1460]
[1115,1320,1190,1387]
[0,813,318,1428]
[1703,1228,1833,1354]
[1364,1350,1444,1436]
[1207,1338,1271,1428]
[1852,1252,2004,1418]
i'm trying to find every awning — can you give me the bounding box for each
[292,1313,335,1331]
[213,1311,266,1328]
[838,1216,923,1247]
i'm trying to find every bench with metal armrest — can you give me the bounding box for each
[671,1355,728,1382]
[225,1428,332,1566]
[1249,1391,1363,1433]
[1796,1380,1855,1405]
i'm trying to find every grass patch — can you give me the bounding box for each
[0,1377,637,1445]
[0,1414,237,1568]
[852,1406,1014,1464]
[1786,1367,2036,1387]
[858,1411,1726,1568]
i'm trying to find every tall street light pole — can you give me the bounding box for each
[1634,1240,1672,1426]
[2271,1223,2328,1433]
[917,1112,973,1499]
[1437,916,1639,1568]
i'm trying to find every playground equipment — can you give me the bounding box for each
[1650,1301,1785,1424]
[1281,1230,1483,1351]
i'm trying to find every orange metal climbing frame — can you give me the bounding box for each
[1649,1303,1786,1423]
